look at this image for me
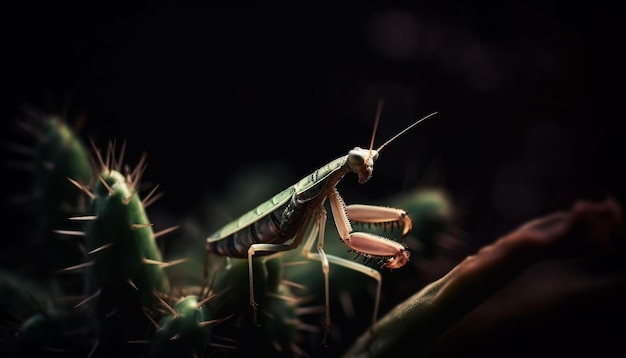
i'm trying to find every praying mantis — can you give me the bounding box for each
[205,100,437,344]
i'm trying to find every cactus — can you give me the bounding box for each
[0,270,49,341]
[15,308,88,355]
[69,143,174,354]
[149,295,214,358]
[2,106,624,358]
[386,187,453,258]
[205,255,303,357]
[0,270,90,356]
[32,114,94,240]
[6,108,93,288]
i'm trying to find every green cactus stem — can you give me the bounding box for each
[206,255,303,357]
[65,141,179,353]
[0,270,90,356]
[0,270,49,339]
[386,187,453,258]
[33,115,93,238]
[149,294,214,357]
[15,308,88,355]
[10,109,94,284]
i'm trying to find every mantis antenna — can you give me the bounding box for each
[376,110,438,153]
[367,99,386,161]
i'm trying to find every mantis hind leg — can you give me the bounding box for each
[246,243,297,325]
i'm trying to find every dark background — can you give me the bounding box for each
[2,2,625,357]
[4,3,624,232]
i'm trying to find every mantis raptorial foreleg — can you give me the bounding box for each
[298,187,410,344]
[300,202,383,346]
[345,204,413,237]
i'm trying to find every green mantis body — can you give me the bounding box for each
[206,104,437,344]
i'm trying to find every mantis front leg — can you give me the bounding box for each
[300,204,383,346]
[300,188,412,344]
[329,189,412,271]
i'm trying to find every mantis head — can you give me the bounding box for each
[348,99,437,185]
[348,147,379,184]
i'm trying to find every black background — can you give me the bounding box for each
[2,2,625,357]
[4,3,624,231]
